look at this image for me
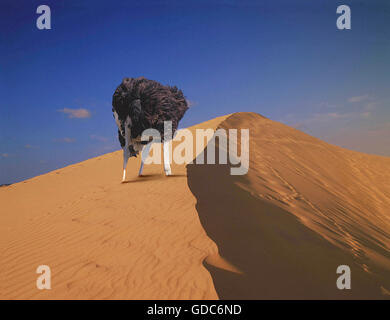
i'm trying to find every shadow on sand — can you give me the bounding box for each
[121,174,163,184]
[186,140,383,299]
[122,173,187,184]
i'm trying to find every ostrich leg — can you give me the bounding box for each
[122,120,131,182]
[163,140,172,176]
[122,147,129,182]
[138,142,152,176]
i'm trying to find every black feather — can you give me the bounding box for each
[112,77,189,156]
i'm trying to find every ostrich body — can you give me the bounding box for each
[112,77,188,181]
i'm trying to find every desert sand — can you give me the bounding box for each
[0,112,389,299]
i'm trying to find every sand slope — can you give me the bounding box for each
[188,112,390,299]
[1,112,390,299]
[0,116,227,300]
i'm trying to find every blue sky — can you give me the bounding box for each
[0,0,389,184]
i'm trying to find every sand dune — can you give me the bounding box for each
[1,112,389,299]
[190,113,390,299]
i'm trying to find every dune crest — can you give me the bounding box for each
[188,112,390,299]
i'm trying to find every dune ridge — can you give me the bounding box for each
[190,112,390,299]
[1,112,389,299]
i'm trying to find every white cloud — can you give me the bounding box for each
[360,112,372,119]
[307,112,349,123]
[58,108,91,119]
[24,144,38,149]
[365,101,377,111]
[348,95,370,103]
[90,134,108,142]
[53,137,75,143]
[326,122,390,156]
[318,102,338,109]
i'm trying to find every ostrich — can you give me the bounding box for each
[112,77,189,182]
